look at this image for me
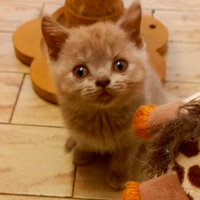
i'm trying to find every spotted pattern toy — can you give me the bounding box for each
[173,141,200,200]
[121,94,200,200]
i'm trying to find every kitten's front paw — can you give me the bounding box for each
[106,171,132,190]
[73,148,94,165]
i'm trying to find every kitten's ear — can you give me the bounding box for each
[119,0,143,48]
[41,16,69,61]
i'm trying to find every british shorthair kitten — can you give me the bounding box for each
[42,1,167,190]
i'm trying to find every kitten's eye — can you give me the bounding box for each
[113,60,128,73]
[73,66,89,79]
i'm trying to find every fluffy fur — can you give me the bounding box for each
[42,1,167,190]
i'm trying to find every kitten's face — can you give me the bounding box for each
[42,2,146,107]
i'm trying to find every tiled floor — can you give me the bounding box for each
[0,0,200,199]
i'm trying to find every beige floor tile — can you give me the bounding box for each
[0,2,42,32]
[123,0,153,14]
[0,33,30,73]
[164,42,200,83]
[11,75,64,127]
[74,156,146,199]
[42,0,64,3]
[154,10,200,43]
[41,3,64,17]
[0,195,81,200]
[0,73,23,123]
[0,124,74,197]
[74,156,121,200]
[124,0,200,12]
[0,195,71,200]
[141,9,152,16]
[164,82,200,99]
[0,0,65,3]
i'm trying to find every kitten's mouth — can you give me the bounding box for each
[99,91,110,97]
[98,91,113,103]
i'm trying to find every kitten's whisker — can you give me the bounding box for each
[133,156,156,171]
[66,98,86,111]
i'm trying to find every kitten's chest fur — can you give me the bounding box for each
[61,100,144,153]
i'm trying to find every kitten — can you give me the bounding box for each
[42,1,167,190]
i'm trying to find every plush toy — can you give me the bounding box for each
[121,94,200,200]
[121,174,189,200]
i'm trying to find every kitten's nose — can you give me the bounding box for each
[96,78,110,88]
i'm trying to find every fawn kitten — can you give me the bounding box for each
[42,1,167,190]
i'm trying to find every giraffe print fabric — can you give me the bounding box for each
[173,141,200,200]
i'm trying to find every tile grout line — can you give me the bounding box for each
[148,8,200,13]
[167,40,200,45]
[0,122,64,129]
[8,74,25,124]
[0,192,106,200]
[164,80,200,84]
[0,0,64,6]
[0,30,14,33]
[39,2,45,18]
[72,164,77,198]
[0,71,29,74]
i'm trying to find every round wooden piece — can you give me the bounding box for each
[30,53,57,104]
[141,16,168,54]
[13,7,168,104]
[13,18,42,65]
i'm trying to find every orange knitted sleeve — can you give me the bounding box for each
[132,105,157,140]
